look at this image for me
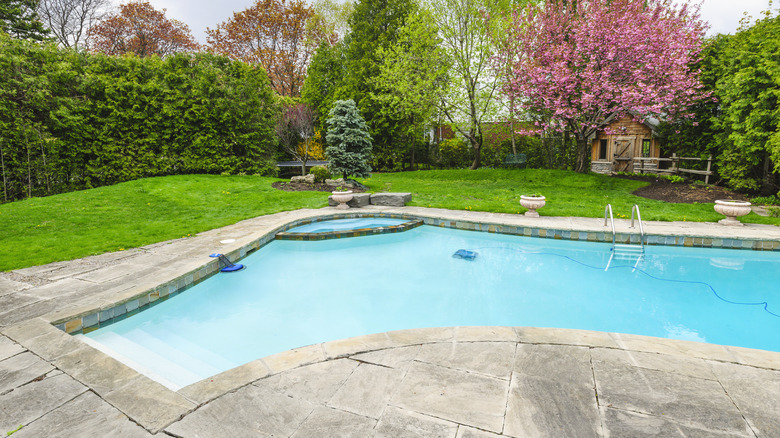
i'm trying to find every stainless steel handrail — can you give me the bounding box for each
[604,204,615,248]
[631,204,645,250]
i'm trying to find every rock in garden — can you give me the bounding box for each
[291,174,316,184]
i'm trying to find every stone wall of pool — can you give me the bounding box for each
[53,210,780,336]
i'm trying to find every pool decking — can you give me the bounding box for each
[1,206,779,437]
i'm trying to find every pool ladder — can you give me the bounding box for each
[604,204,645,271]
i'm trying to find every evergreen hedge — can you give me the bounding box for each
[0,34,278,202]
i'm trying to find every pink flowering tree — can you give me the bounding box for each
[497,0,709,172]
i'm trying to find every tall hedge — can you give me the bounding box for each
[0,34,278,202]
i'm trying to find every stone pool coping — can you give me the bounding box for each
[2,205,780,433]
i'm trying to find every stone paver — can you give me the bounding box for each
[415,341,516,380]
[600,407,751,437]
[255,358,359,404]
[393,361,510,433]
[1,207,779,436]
[0,351,55,395]
[457,426,504,438]
[592,348,752,435]
[290,406,377,437]
[0,372,87,432]
[0,335,24,361]
[371,406,458,438]
[103,375,196,432]
[0,276,31,296]
[11,391,151,438]
[709,361,780,437]
[352,344,421,369]
[505,345,601,437]
[328,362,406,419]
[165,383,316,437]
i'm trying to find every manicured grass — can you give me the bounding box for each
[0,175,326,271]
[361,168,780,224]
[2,169,777,271]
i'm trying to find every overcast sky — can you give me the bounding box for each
[119,0,777,44]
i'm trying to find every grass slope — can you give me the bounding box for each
[361,168,779,224]
[2,169,777,271]
[0,175,326,271]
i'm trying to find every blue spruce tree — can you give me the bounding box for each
[325,100,373,179]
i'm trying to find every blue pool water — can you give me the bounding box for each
[83,225,780,389]
[284,217,408,233]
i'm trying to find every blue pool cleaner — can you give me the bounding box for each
[452,249,478,261]
[209,253,246,272]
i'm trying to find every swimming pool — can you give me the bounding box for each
[81,222,780,389]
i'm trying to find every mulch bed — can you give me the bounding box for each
[617,175,748,204]
[271,181,366,193]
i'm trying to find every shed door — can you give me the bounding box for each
[613,137,635,172]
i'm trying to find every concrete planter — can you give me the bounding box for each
[331,191,353,209]
[520,195,546,218]
[714,199,751,226]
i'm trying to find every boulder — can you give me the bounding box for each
[325,178,346,186]
[369,192,412,207]
[291,174,315,184]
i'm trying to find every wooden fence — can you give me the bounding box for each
[633,154,714,184]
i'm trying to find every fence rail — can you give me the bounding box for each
[633,154,713,184]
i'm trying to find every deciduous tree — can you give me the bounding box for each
[37,0,108,50]
[372,8,450,169]
[275,103,317,175]
[207,0,328,97]
[308,0,351,42]
[425,0,505,169]
[87,1,199,56]
[499,0,709,173]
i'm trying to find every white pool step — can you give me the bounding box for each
[81,328,236,389]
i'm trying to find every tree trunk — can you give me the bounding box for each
[510,117,517,156]
[574,136,590,173]
[762,152,776,192]
[468,130,482,170]
[25,128,32,198]
[509,97,517,156]
[410,145,415,170]
[0,143,7,202]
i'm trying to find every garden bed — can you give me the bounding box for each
[271,181,367,193]
[618,175,748,204]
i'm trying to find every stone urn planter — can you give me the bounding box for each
[714,199,751,226]
[520,195,546,218]
[331,190,353,210]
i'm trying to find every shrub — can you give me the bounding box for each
[751,194,780,206]
[309,165,331,182]
[437,138,472,168]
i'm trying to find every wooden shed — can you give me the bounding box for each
[590,116,661,174]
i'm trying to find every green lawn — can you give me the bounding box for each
[0,175,326,271]
[1,169,777,271]
[362,168,780,224]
